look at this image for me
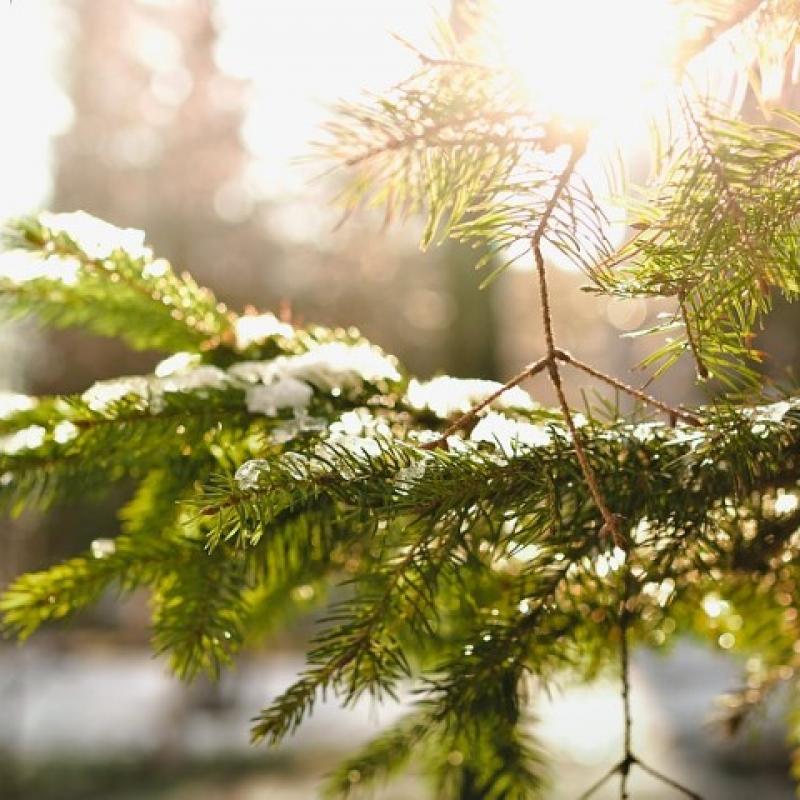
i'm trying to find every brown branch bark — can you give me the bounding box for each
[420,356,549,450]
[555,349,702,425]
[530,143,627,548]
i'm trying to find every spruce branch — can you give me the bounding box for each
[679,288,711,380]
[527,141,626,548]
[554,349,702,426]
[3,6,800,795]
[579,594,703,800]
[2,214,234,352]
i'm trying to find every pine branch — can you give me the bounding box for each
[2,214,234,352]
[3,3,800,791]
[594,108,800,385]
[322,710,433,797]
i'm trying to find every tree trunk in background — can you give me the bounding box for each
[52,0,270,309]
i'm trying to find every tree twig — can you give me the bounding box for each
[678,289,710,380]
[390,32,496,73]
[579,570,704,799]
[619,585,633,800]
[526,142,627,548]
[635,760,704,799]
[578,760,624,799]
[555,349,702,426]
[529,146,625,547]
[420,356,549,450]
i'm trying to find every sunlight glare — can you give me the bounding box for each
[0,3,73,219]
[496,0,681,127]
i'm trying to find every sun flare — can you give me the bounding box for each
[495,0,683,127]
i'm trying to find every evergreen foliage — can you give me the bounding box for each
[2,2,800,797]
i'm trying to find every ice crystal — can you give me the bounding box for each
[394,458,429,489]
[90,538,116,559]
[82,377,151,413]
[53,421,79,444]
[280,452,315,480]
[230,343,399,394]
[631,422,663,442]
[329,408,391,438]
[154,352,200,378]
[774,492,799,516]
[157,365,229,396]
[271,411,327,444]
[324,433,383,460]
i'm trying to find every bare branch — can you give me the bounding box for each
[555,349,702,426]
[421,356,549,450]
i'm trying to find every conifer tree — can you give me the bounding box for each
[2,2,800,797]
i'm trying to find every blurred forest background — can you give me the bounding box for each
[1,1,799,798]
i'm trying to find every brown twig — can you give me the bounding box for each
[579,754,703,800]
[580,579,703,799]
[415,139,626,547]
[578,760,624,799]
[619,587,633,800]
[389,33,496,73]
[413,137,704,545]
[636,760,704,799]
[555,349,702,426]
[544,344,625,550]
[678,289,710,380]
[420,356,549,450]
[529,144,626,548]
